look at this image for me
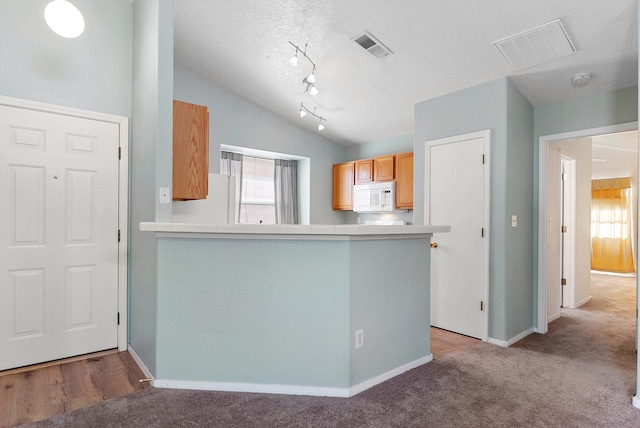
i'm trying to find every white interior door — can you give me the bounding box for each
[0,104,120,371]
[426,131,489,340]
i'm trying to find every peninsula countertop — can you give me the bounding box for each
[140,222,450,239]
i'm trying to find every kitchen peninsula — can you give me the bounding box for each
[140,222,449,397]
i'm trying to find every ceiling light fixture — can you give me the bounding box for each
[299,103,326,131]
[44,0,85,38]
[289,41,327,131]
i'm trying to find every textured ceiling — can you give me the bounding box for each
[174,0,638,146]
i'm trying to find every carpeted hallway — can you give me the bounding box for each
[22,273,640,427]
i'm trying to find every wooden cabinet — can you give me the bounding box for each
[395,152,414,209]
[374,155,394,182]
[173,100,209,200]
[355,159,373,184]
[333,162,355,210]
[333,152,413,210]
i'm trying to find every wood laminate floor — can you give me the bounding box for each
[430,326,480,358]
[0,350,150,428]
[0,329,477,427]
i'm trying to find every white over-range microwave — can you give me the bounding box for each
[353,181,396,212]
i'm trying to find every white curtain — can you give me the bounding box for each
[274,159,298,224]
[220,151,243,223]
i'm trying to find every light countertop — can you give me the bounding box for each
[140,222,450,239]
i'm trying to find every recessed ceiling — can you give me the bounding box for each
[174,0,638,146]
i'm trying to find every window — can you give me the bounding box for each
[221,149,302,225]
[240,156,276,224]
[591,177,635,273]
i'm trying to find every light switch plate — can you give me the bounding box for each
[511,215,517,227]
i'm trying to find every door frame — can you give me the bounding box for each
[0,95,129,352]
[560,154,576,309]
[537,121,637,333]
[424,129,491,341]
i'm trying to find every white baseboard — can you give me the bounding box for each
[128,345,154,381]
[153,354,433,398]
[575,295,592,308]
[633,395,640,409]
[348,354,432,397]
[152,379,350,397]
[488,328,534,348]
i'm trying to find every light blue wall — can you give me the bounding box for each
[128,0,175,374]
[350,239,430,385]
[154,236,430,390]
[156,237,351,386]
[0,0,132,117]
[532,86,638,326]
[174,65,348,225]
[345,134,413,160]
[505,79,534,339]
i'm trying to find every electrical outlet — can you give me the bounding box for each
[159,187,171,204]
[355,329,364,349]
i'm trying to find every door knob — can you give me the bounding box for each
[430,242,438,248]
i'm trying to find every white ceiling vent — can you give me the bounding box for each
[353,31,393,59]
[494,19,576,70]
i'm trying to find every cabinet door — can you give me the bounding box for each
[395,152,413,209]
[374,155,395,181]
[333,162,355,210]
[173,100,209,200]
[355,159,373,184]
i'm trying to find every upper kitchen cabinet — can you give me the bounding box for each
[373,154,395,182]
[355,159,374,184]
[173,100,209,200]
[395,152,414,209]
[333,161,355,210]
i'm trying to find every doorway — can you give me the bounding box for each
[537,122,638,333]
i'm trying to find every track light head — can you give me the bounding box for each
[309,86,319,96]
[307,71,316,83]
[288,54,298,67]
[318,123,325,131]
[299,109,307,118]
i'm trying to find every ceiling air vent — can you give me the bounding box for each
[353,31,393,59]
[494,19,576,70]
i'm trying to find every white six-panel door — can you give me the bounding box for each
[0,104,120,370]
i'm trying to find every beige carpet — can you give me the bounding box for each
[22,273,640,427]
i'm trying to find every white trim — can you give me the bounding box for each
[575,295,592,308]
[424,129,491,342]
[633,395,640,409]
[0,95,130,354]
[128,345,154,381]
[152,379,350,397]
[348,354,432,397]
[537,121,638,334]
[488,328,534,347]
[153,355,432,398]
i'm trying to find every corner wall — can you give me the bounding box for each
[128,0,175,374]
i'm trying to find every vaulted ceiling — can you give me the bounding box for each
[174,1,638,146]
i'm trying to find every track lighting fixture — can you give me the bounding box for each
[299,103,326,131]
[289,41,327,131]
